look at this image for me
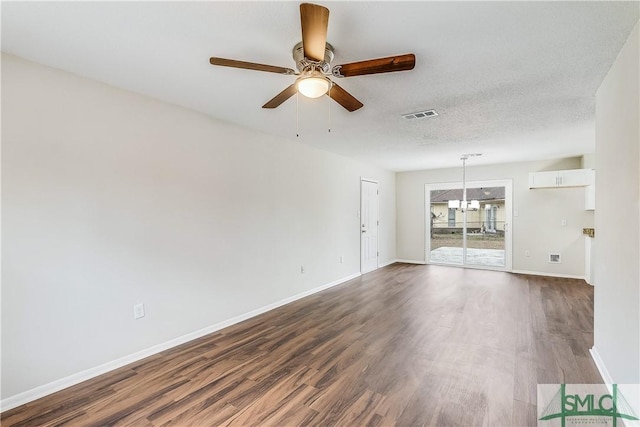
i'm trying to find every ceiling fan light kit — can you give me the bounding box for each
[295,70,331,98]
[208,3,416,112]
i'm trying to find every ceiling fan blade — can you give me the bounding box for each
[262,84,297,109]
[210,57,296,75]
[329,83,363,112]
[300,3,329,62]
[331,53,416,78]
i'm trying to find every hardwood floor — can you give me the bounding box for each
[1,264,602,426]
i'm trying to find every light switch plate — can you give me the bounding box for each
[133,303,145,319]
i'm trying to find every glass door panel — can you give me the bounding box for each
[464,186,506,268]
[429,189,463,265]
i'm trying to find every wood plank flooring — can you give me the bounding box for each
[1,264,602,426]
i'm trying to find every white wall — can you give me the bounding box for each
[593,21,639,385]
[397,158,592,276]
[0,54,396,402]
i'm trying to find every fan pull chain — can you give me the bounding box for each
[328,84,332,133]
[296,91,299,138]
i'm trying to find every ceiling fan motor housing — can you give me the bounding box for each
[293,41,334,74]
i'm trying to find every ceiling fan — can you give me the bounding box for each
[209,3,416,112]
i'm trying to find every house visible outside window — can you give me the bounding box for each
[448,208,456,227]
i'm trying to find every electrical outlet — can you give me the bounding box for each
[300,266,305,274]
[340,256,344,264]
[561,218,567,227]
[525,250,531,257]
[133,303,145,319]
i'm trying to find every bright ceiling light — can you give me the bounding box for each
[296,71,330,98]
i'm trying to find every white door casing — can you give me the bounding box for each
[361,179,379,274]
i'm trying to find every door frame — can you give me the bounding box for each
[361,178,379,274]
[425,179,513,271]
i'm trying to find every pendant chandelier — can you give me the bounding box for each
[448,154,483,212]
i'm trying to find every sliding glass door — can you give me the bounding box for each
[427,180,512,270]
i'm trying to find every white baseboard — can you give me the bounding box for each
[395,259,427,265]
[590,346,614,384]
[0,272,362,413]
[378,259,397,268]
[511,269,585,280]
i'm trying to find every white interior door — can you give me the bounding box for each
[361,179,379,274]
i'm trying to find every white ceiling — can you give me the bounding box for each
[2,1,638,171]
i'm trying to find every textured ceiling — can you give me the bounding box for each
[2,1,638,171]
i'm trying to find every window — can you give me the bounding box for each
[448,208,456,227]
[485,206,497,232]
